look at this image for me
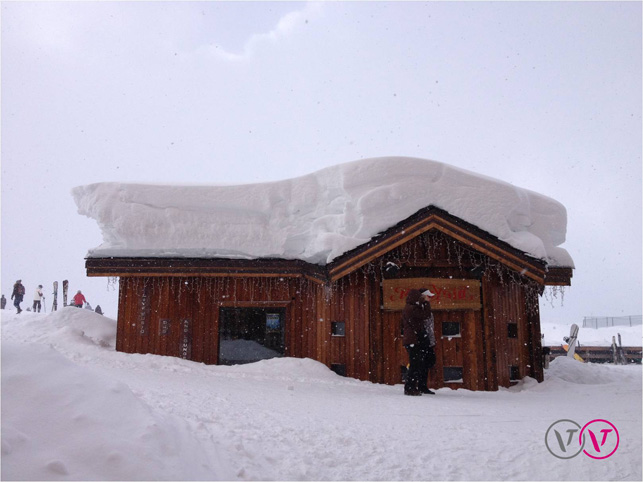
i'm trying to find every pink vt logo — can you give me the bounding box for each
[545,419,620,459]
[579,419,620,459]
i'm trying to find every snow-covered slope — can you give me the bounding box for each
[541,322,642,347]
[2,309,640,481]
[72,156,574,267]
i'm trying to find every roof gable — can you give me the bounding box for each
[327,206,571,285]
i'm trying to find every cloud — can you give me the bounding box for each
[209,2,323,62]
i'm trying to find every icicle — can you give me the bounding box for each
[107,276,118,292]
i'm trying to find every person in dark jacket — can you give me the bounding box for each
[11,280,26,314]
[401,288,437,396]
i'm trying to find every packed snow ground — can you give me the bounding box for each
[2,309,641,481]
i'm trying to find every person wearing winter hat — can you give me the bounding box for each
[11,280,25,314]
[32,285,45,312]
[400,287,437,395]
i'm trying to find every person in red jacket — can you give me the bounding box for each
[73,290,87,308]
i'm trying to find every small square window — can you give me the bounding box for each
[442,321,461,338]
[331,364,346,376]
[509,365,520,381]
[508,323,518,338]
[331,321,346,337]
[443,366,464,383]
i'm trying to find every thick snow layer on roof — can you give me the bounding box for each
[72,156,574,267]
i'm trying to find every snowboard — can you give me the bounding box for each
[562,344,584,362]
[52,281,58,312]
[63,280,68,307]
[564,323,580,359]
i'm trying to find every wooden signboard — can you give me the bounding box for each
[382,278,481,311]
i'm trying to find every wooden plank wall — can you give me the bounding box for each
[117,276,327,365]
[114,228,545,391]
[378,311,404,385]
[483,273,536,388]
[327,269,374,380]
[434,310,486,391]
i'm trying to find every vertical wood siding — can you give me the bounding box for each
[115,230,544,390]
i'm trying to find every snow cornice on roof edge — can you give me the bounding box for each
[73,156,574,271]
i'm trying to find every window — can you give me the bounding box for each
[508,322,518,338]
[331,364,346,376]
[218,308,285,365]
[331,321,346,337]
[443,366,464,383]
[442,321,461,338]
[509,365,520,381]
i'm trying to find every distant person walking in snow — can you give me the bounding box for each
[72,290,87,308]
[1,294,6,309]
[94,305,103,315]
[401,288,437,396]
[32,285,45,313]
[11,280,26,314]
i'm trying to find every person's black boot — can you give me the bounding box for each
[404,388,422,396]
[404,381,422,396]
[420,388,435,395]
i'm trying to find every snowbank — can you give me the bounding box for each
[545,355,634,385]
[219,339,282,364]
[2,310,640,481]
[1,342,223,481]
[72,156,574,267]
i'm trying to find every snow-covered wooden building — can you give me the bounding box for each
[75,157,573,391]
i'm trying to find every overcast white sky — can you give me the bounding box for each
[2,1,641,327]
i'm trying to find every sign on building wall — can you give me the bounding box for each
[180,319,192,359]
[138,285,151,335]
[382,278,481,311]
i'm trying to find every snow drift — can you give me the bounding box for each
[72,157,574,267]
[2,310,641,481]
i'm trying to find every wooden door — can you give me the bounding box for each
[430,310,484,390]
[380,309,484,390]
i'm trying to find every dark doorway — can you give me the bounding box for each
[218,307,286,365]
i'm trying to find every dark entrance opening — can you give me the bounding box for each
[218,307,286,365]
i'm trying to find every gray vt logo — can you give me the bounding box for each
[545,419,586,459]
